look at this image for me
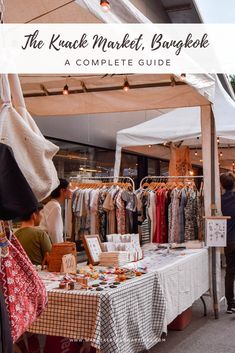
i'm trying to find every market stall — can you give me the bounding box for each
[1,73,225,353]
[18,72,222,319]
[22,73,220,217]
[1,0,232,351]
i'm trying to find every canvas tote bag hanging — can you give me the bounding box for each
[0,74,59,201]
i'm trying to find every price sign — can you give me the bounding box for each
[60,254,77,274]
[205,217,229,247]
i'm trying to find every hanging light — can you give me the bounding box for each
[194,150,198,156]
[148,144,152,148]
[217,136,220,144]
[170,75,176,87]
[63,84,69,95]
[189,170,194,176]
[220,151,223,157]
[100,0,110,12]
[123,78,130,92]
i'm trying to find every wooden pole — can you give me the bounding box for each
[210,109,219,319]
[201,105,220,319]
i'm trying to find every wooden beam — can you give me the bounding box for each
[164,3,192,12]
[25,84,210,116]
[23,81,186,98]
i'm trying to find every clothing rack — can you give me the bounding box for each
[140,175,203,188]
[69,176,135,191]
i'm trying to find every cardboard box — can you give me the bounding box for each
[168,307,192,331]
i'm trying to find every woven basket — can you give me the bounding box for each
[48,242,76,272]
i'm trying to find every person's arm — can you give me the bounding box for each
[40,231,52,258]
[46,206,64,243]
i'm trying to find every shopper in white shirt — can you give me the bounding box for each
[40,178,70,244]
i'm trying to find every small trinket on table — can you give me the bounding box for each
[59,282,68,290]
[68,282,75,290]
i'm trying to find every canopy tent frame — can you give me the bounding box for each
[20,74,215,116]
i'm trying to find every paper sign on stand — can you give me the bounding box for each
[60,254,77,274]
[205,216,230,247]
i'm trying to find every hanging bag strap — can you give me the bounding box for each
[0,221,10,258]
[0,74,11,107]
[8,74,26,110]
[7,74,42,131]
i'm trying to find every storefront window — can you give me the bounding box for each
[48,138,116,179]
[48,138,206,185]
[160,160,169,176]
[120,153,138,183]
[148,158,160,176]
[48,138,138,182]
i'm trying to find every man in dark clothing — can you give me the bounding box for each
[220,172,235,313]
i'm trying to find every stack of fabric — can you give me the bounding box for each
[99,251,130,267]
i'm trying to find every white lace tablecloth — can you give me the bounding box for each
[125,247,209,326]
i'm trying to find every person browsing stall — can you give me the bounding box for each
[40,178,70,244]
[15,204,52,266]
[220,172,235,314]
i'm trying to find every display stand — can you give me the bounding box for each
[204,216,230,247]
[204,215,231,313]
[82,234,103,265]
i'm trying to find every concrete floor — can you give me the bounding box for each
[150,271,235,353]
[150,298,235,353]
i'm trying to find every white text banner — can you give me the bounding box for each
[0,24,234,73]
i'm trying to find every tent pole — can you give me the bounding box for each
[114,145,122,179]
[211,108,219,319]
[201,105,219,319]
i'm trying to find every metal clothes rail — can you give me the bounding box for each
[140,175,203,188]
[69,175,135,191]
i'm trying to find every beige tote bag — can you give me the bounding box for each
[0,74,59,201]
